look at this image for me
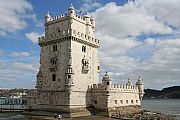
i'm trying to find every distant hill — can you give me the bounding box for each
[144,86,180,99]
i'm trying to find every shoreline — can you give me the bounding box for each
[110,110,178,120]
[0,110,179,120]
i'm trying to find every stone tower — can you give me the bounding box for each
[136,76,144,101]
[36,4,100,114]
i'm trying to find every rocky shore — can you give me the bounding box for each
[111,110,178,120]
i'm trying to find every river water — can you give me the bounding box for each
[0,99,180,120]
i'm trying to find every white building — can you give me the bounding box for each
[30,4,144,117]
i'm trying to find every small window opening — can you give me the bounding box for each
[53,45,57,51]
[136,100,138,103]
[97,66,100,70]
[82,46,86,52]
[51,59,57,65]
[120,100,123,104]
[107,82,109,85]
[68,75,71,79]
[131,100,133,104]
[115,100,117,104]
[52,74,56,81]
[93,100,97,104]
[126,100,128,104]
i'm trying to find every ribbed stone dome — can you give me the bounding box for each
[102,72,112,81]
[136,76,143,85]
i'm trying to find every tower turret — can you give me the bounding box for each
[136,76,144,100]
[84,14,91,25]
[65,48,74,94]
[36,71,43,89]
[90,16,95,32]
[126,78,132,86]
[68,3,75,17]
[102,72,112,91]
[45,11,51,22]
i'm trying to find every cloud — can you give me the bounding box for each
[0,60,39,88]
[25,32,42,43]
[93,2,172,39]
[0,49,39,88]
[0,0,34,36]
[136,0,180,29]
[80,0,102,12]
[91,2,180,89]
[12,62,38,73]
[0,50,4,56]
[10,52,30,57]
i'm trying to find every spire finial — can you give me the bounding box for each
[69,3,74,10]
[45,11,51,17]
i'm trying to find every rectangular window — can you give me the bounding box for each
[136,100,138,103]
[131,100,133,104]
[97,66,100,70]
[115,100,117,104]
[120,100,123,104]
[68,75,71,79]
[53,45,57,51]
[52,74,56,81]
[93,100,97,104]
[82,45,86,52]
[126,100,128,104]
[51,59,57,65]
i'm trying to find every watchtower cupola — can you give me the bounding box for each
[45,11,51,22]
[126,78,133,86]
[136,76,144,100]
[68,3,75,17]
[102,72,112,91]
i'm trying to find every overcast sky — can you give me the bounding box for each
[0,0,180,89]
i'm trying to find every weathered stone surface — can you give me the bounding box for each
[27,4,145,117]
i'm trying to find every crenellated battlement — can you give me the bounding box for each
[45,13,94,27]
[110,84,138,92]
[38,29,100,47]
[89,83,139,93]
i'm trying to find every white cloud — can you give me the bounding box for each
[145,38,156,45]
[0,60,39,88]
[10,52,30,57]
[0,50,4,56]
[93,2,172,39]
[99,38,180,89]
[0,0,34,36]
[91,2,180,89]
[12,62,38,73]
[25,32,42,43]
[80,0,102,12]
[136,0,180,29]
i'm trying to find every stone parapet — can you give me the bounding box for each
[38,29,100,47]
[89,83,139,93]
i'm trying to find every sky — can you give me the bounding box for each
[0,0,180,90]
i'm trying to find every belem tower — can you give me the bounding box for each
[27,4,145,117]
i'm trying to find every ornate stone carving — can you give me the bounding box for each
[82,56,89,74]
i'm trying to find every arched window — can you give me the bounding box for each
[53,45,57,51]
[82,45,86,52]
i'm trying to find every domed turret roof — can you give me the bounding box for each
[126,79,132,86]
[102,72,112,81]
[69,3,74,10]
[45,11,51,18]
[136,76,143,85]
